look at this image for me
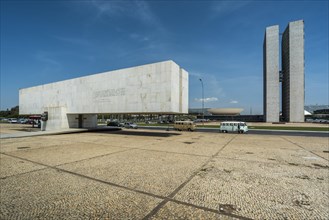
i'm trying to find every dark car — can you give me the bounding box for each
[107,121,120,127]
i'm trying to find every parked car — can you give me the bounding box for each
[18,118,28,124]
[124,122,138,129]
[8,118,18,123]
[0,118,8,122]
[107,121,120,127]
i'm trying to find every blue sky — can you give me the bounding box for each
[1,0,328,114]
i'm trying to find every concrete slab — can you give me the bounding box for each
[0,154,46,178]
[0,136,75,153]
[151,201,238,220]
[219,138,328,167]
[7,143,126,166]
[230,134,301,149]
[59,149,209,197]
[174,157,329,219]
[0,130,328,219]
[115,132,232,157]
[0,169,161,219]
[283,136,329,152]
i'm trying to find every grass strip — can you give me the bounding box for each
[248,126,329,132]
[137,123,329,132]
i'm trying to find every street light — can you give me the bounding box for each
[199,78,204,122]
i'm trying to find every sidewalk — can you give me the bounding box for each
[0,126,121,139]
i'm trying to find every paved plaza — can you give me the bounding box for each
[0,127,328,219]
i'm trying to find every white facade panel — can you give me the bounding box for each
[19,60,189,130]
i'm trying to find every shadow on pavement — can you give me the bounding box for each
[96,129,181,137]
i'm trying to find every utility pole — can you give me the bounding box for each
[199,78,204,123]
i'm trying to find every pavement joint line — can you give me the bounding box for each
[0,167,50,180]
[2,134,216,174]
[0,152,166,200]
[54,148,135,168]
[215,155,327,170]
[131,148,211,158]
[167,198,254,220]
[142,135,245,220]
[0,151,250,219]
[281,137,329,162]
[0,148,135,179]
[215,155,287,165]
[68,140,213,159]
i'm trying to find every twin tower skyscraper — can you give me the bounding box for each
[263,20,304,122]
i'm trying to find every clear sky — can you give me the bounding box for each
[1,0,328,114]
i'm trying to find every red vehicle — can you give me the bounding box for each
[29,115,41,128]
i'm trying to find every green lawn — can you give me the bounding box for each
[248,126,329,132]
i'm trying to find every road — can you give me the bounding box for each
[140,126,329,137]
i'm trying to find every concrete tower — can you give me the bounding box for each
[282,20,305,122]
[263,20,305,123]
[263,25,280,122]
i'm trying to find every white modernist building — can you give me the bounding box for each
[19,60,188,130]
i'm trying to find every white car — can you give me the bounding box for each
[8,118,18,123]
[124,122,138,129]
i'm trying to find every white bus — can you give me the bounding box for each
[174,121,196,131]
[219,121,248,133]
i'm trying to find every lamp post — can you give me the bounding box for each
[199,78,204,122]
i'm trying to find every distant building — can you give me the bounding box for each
[304,105,329,114]
[188,108,243,116]
[188,108,211,116]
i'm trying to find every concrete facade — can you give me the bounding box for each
[19,60,188,130]
[263,25,280,122]
[263,20,304,122]
[282,20,305,122]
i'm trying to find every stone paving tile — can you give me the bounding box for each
[283,136,329,160]
[37,133,83,141]
[7,143,126,166]
[0,169,161,219]
[219,145,328,167]
[57,130,180,148]
[171,133,232,145]
[151,201,239,220]
[59,149,209,197]
[133,139,226,156]
[0,136,75,153]
[134,132,233,157]
[1,130,328,219]
[174,157,329,219]
[219,134,329,167]
[231,134,300,150]
[0,154,46,178]
[283,136,329,150]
